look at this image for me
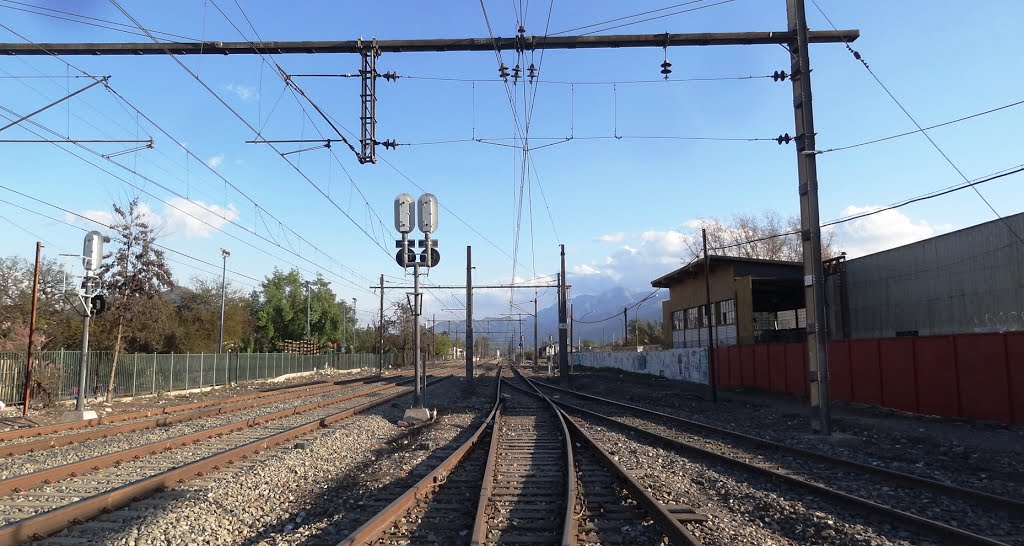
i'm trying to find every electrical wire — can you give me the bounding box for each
[552,0,735,37]
[808,0,1024,247]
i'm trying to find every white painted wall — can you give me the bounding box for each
[572,347,709,385]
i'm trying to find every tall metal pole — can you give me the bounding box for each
[22,242,42,417]
[623,307,628,347]
[352,297,357,351]
[75,275,93,412]
[413,264,423,407]
[558,245,569,385]
[465,246,474,384]
[533,297,538,370]
[788,0,831,434]
[218,249,229,354]
[703,228,718,403]
[378,274,385,374]
[305,281,311,340]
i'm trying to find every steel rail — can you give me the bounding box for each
[0,374,379,443]
[509,369,704,546]
[0,376,452,545]
[471,371,575,546]
[531,379,1024,516]
[553,397,1010,546]
[0,380,410,496]
[337,366,504,545]
[0,380,363,457]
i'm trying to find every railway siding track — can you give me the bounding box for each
[533,380,1021,546]
[0,376,373,444]
[0,376,449,545]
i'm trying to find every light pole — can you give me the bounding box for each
[218,249,230,354]
[351,297,357,352]
[305,280,311,341]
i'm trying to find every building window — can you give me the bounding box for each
[672,310,685,331]
[717,299,736,325]
[685,307,701,329]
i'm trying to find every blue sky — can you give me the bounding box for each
[0,0,1022,328]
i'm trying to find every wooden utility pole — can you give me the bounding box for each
[22,242,42,417]
[787,0,832,434]
[703,229,718,403]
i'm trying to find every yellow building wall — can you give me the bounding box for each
[659,265,742,347]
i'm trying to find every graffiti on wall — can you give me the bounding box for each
[572,347,708,385]
[973,312,1022,333]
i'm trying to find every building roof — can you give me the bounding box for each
[651,255,803,288]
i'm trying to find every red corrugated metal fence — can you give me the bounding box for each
[713,332,1024,426]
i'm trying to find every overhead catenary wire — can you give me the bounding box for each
[0,19,380,291]
[808,0,1024,247]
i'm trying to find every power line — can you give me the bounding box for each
[708,162,1024,253]
[0,0,202,42]
[808,0,1024,247]
[0,19,379,290]
[553,0,735,37]
[818,97,1024,154]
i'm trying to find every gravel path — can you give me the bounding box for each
[33,374,496,546]
[549,371,1024,500]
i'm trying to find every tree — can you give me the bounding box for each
[625,319,662,347]
[688,210,837,261]
[474,336,492,360]
[433,334,452,357]
[250,269,342,352]
[169,277,252,353]
[96,197,174,402]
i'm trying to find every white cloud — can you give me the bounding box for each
[570,229,700,293]
[224,83,258,102]
[836,205,951,257]
[206,154,224,169]
[573,264,601,275]
[163,198,239,238]
[596,232,625,243]
[66,209,114,228]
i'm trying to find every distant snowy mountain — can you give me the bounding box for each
[436,285,665,348]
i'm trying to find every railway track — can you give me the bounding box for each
[0,374,450,545]
[339,366,704,546]
[530,377,1023,546]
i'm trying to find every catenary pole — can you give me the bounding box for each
[218,249,229,354]
[558,245,569,386]
[378,274,385,375]
[466,246,474,384]
[788,0,831,435]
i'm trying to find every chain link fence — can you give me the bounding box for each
[0,351,394,406]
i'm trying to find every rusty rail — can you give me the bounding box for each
[0,375,370,443]
[0,381,350,457]
[0,381,405,496]
[0,376,450,545]
[337,367,503,545]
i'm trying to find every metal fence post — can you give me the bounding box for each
[212,352,216,387]
[199,353,204,389]
[169,353,174,392]
[151,352,156,395]
[131,355,138,396]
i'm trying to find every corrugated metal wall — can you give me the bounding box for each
[843,214,1024,338]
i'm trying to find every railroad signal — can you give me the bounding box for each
[82,231,106,273]
[394,193,414,234]
[417,193,438,234]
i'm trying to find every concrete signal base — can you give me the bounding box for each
[59,410,99,422]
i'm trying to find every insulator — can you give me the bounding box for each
[518,25,526,35]
[660,60,672,79]
[776,133,792,145]
[527,63,537,83]
[772,70,788,82]
[512,64,521,80]
[499,63,509,80]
